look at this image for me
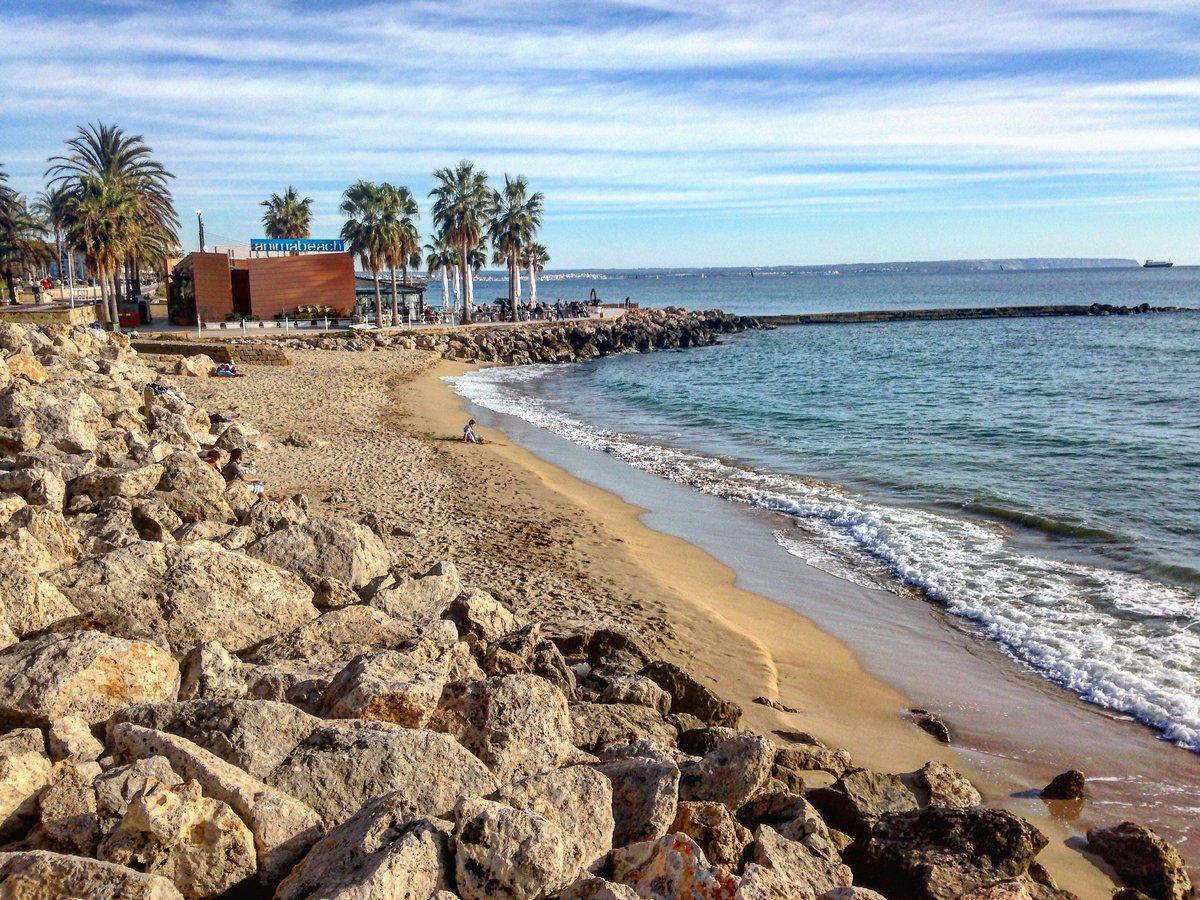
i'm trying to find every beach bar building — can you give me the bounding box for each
[168,242,355,325]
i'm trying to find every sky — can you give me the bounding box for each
[2,0,1198,267]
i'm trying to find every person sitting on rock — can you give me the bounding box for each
[200,448,221,471]
[463,419,483,443]
[221,447,268,499]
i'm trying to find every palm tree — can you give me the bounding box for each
[45,123,178,322]
[425,231,456,312]
[523,242,550,306]
[339,180,388,327]
[379,183,420,323]
[429,161,491,324]
[261,186,313,240]
[488,174,544,313]
[0,169,52,305]
[59,175,140,325]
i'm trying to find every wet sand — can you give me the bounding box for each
[185,348,1178,897]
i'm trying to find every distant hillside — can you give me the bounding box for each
[802,258,1139,274]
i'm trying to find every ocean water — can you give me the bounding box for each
[451,267,1200,751]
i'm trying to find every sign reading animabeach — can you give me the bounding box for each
[250,238,346,253]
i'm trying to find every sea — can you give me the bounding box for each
[451,266,1200,761]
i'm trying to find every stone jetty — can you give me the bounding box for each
[0,321,1193,899]
[759,302,1196,326]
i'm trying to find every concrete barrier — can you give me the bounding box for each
[132,340,293,367]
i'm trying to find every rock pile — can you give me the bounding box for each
[234,308,762,365]
[0,322,1194,900]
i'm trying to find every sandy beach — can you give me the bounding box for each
[180,347,1151,898]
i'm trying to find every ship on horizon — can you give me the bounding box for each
[1143,259,1174,268]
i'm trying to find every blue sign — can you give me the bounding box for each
[250,238,346,253]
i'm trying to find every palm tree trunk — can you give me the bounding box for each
[453,266,461,307]
[4,266,16,304]
[514,257,522,305]
[130,256,142,304]
[108,270,121,329]
[373,271,383,328]
[389,265,399,323]
[440,267,449,307]
[528,262,538,305]
[401,262,409,322]
[461,255,472,324]
[96,270,110,327]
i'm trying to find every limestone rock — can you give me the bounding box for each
[267,723,498,826]
[5,345,48,383]
[29,762,101,856]
[496,765,615,880]
[751,824,853,896]
[559,877,641,900]
[570,701,679,754]
[276,797,453,900]
[0,728,52,841]
[0,850,184,899]
[857,806,1049,899]
[441,674,582,783]
[111,699,322,781]
[444,587,523,645]
[1041,770,1086,801]
[94,757,184,832]
[670,801,753,869]
[817,889,889,900]
[0,467,65,509]
[596,757,681,847]
[773,733,853,778]
[453,795,573,900]
[50,540,318,654]
[111,722,324,886]
[678,727,740,758]
[98,779,256,898]
[153,449,235,524]
[736,863,817,899]
[736,792,840,862]
[609,832,740,898]
[908,708,952,744]
[906,760,983,809]
[640,661,742,728]
[4,506,83,572]
[173,354,216,376]
[0,559,79,638]
[0,631,179,727]
[367,560,463,626]
[71,462,165,501]
[247,517,389,589]
[600,675,673,716]
[47,715,104,763]
[806,768,919,840]
[244,604,415,669]
[483,623,577,699]
[680,734,775,810]
[0,383,103,453]
[237,495,308,538]
[319,648,448,728]
[1086,821,1193,900]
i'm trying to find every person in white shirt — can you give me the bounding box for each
[463,419,482,443]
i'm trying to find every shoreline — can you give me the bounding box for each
[396,358,1121,897]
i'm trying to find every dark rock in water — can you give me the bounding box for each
[908,708,952,743]
[857,806,1049,899]
[1085,821,1193,900]
[806,768,918,840]
[1040,769,1086,800]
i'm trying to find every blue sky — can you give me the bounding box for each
[2,0,1198,267]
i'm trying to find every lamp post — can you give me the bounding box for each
[196,210,206,253]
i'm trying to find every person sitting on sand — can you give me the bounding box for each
[200,448,221,471]
[463,419,482,443]
[213,361,239,377]
[221,447,268,499]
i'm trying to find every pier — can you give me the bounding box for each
[758,302,1197,326]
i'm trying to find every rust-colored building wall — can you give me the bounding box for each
[239,253,355,318]
[190,252,235,320]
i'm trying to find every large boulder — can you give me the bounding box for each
[0,850,184,899]
[596,757,681,847]
[247,518,389,589]
[98,779,257,897]
[736,792,841,863]
[670,801,752,869]
[0,631,179,727]
[0,467,65,509]
[904,760,982,809]
[559,877,640,900]
[680,734,775,810]
[773,733,853,778]
[110,723,324,886]
[806,769,919,840]
[0,382,104,452]
[244,605,415,670]
[152,450,235,524]
[266,723,498,826]
[1085,821,1193,900]
[47,715,104,763]
[600,675,673,716]
[483,623,577,699]
[639,661,741,728]
[857,806,1049,899]
[444,588,524,646]
[440,674,583,783]
[750,824,853,896]
[496,766,615,881]
[569,701,679,753]
[453,796,575,900]
[27,761,102,857]
[0,559,79,638]
[71,462,165,501]
[50,540,319,654]
[609,832,740,898]
[366,560,463,627]
[4,506,83,572]
[276,796,454,900]
[0,728,52,841]
[94,757,184,834]
[319,648,448,728]
[111,699,322,781]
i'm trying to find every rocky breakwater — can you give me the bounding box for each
[262,308,762,365]
[0,322,1195,900]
